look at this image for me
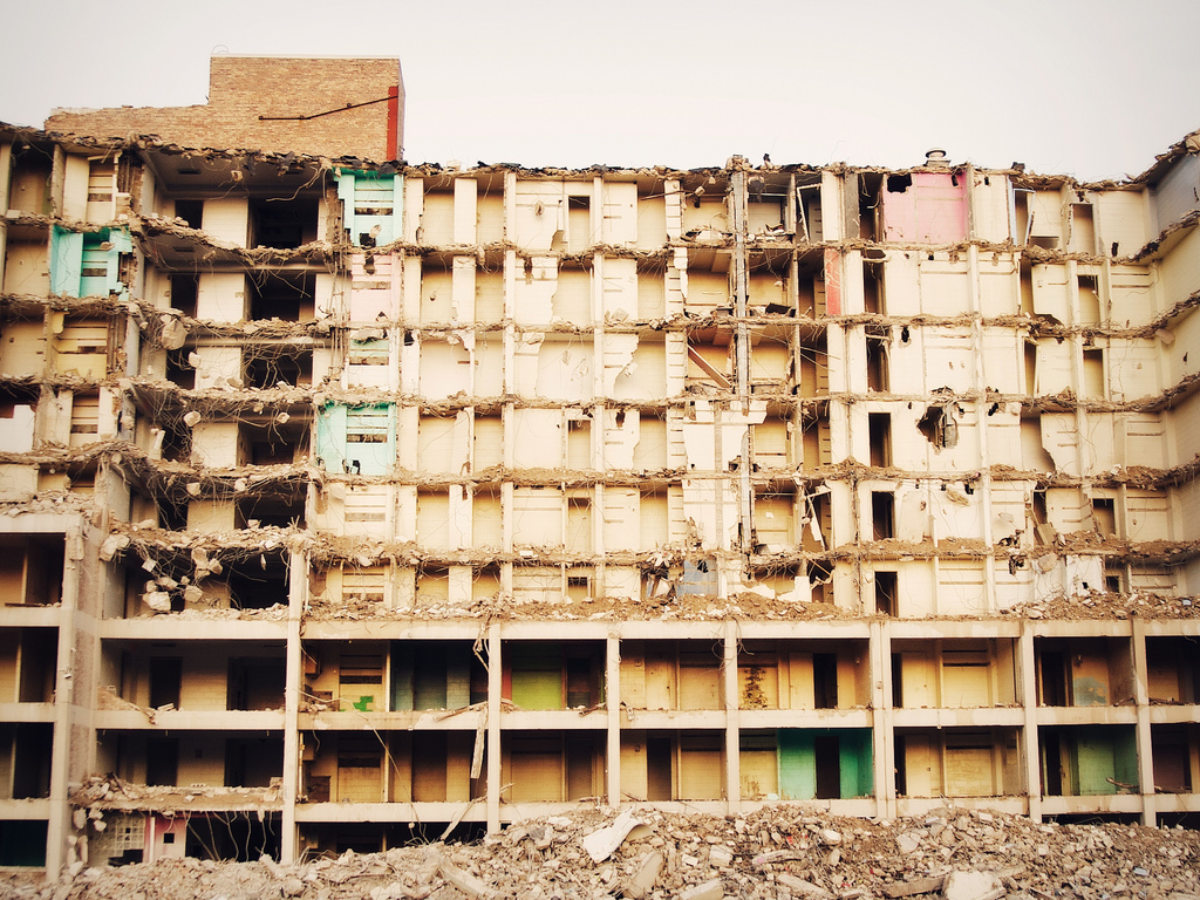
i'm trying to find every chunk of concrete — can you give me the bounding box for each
[437,858,494,899]
[624,851,663,899]
[776,873,834,900]
[679,879,724,900]
[942,871,1004,900]
[583,809,644,863]
[886,875,947,898]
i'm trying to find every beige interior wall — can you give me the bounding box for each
[0,318,46,376]
[620,731,648,801]
[203,198,249,247]
[3,239,50,295]
[197,272,246,322]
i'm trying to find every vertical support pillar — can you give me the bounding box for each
[724,619,740,814]
[967,245,997,612]
[606,633,621,807]
[1018,622,1042,821]
[1131,618,1156,826]
[487,622,502,832]
[48,522,84,875]
[872,619,894,819]
[279,548,305,863]
[730,169,753,554]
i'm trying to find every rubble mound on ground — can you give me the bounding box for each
[3,807,1198,900]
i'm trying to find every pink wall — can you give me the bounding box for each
[825,249,842,314]
[882,172,968,243]
[146,816,188,863]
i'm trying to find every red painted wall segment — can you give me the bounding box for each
[824,248,842,315]
[387,86,400,161]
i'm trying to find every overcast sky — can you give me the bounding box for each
[1,0,1196,180]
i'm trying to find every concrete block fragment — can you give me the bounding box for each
[942,871,1004,900]
[709,846,733,868]
[886,876,947,898]
[437,859,493,899]
[583,809,644,863]
[624,851,663,899]
[776,874,834,900]
[679,879,724,900]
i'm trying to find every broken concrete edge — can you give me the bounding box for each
[7,116,1197,194]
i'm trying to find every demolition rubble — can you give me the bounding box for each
[2,807,1198,900]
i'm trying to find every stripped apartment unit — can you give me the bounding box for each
[0,55,1198,873]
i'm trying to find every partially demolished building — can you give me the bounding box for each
[0,55,1198,872]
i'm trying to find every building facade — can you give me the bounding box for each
[0,56,1198,872]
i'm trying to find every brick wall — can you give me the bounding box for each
[46,56,404,161]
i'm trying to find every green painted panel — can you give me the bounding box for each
[338,172,398,247]
[345,404,395,475]
[446,644,472,709]
[80,245,110,297]
[337,173,356,230]
[510,644,563,709]
[315,403,348,473]
[103,231,129,296]
[1076,733,1116,795]
[511,669,562,709]
[391,644,414,711]
[51,227,83,296]
[778,730,815,800]
[1072,675,1109,707]
[108,228,132,253]
[839,729,874,798]
[1113,728,1139,791]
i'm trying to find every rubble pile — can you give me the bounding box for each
[3,807,1197,900]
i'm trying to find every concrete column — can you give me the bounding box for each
[1131,618,1157,826]
[1018,623,1042,821]
[606,634,621,807]
[967,245,998,613]
[724,620,740,814]
[872,619,894,819]
[279,548,305,863]
[487,622,502,832]
[48,520,84,875]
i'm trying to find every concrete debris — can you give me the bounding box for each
[679,879,725,900]
[583,809,644,862]
[9,806,1198,900]
[776,873,835,899]
[436,856,494,899]
[885,875,946,897]
[941,870,1005,900]
[624,850,663,898]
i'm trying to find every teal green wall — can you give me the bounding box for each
[839,729,874,799]
[316,402,396,475]
[777,729,873,800]
[779,730,816,800]
[50,226,131,297]
[1073,727,1138,795]
[336,171,400,247]
[1113,728,1139,792]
